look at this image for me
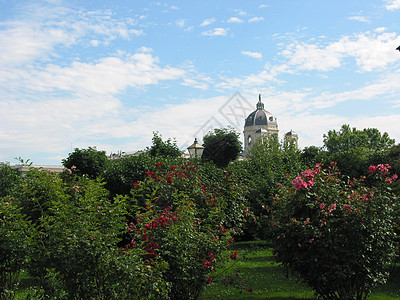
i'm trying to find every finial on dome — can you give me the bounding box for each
[256,94,264,110]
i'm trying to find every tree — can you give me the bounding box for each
[148,132,182,158]
[62,147,109,179]
[323,125,395,178]
[228,136,304,240]
[202,127,242,168]
[323,124,394,153]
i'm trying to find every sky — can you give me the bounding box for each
[1,0,400,165]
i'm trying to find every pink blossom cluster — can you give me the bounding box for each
[369,164,391,176]
[369,164,398,185]
[292,164,321,190]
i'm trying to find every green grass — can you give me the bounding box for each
[11,241,400,299]
[200,241,400,300]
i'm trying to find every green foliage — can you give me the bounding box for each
[229,136,304,240]
[0,164,21,198]
[15,168,169,299]
[323,125,395,153]
[301,146,327,168]
[148,132,182,158]
[202,127,242,168]
[0,198,30,299]
[102,153,158,197]
[62,147,109,179]
[124,160,247,299]
[271,163,398,300]
[323,125,395,179]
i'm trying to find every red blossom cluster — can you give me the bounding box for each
[202,252,215,270]
[230,250,238,260]
[124,206,179,259]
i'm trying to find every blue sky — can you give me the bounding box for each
[1,0,400,165]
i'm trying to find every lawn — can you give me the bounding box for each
[200,241,400,300]
[13,241,400,299]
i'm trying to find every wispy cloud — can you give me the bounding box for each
[227,17,244,24]
[248,17,264,23]
[200,17,216,26]
[176,19,185,27]
[201,27,228,36]
[242,51,263,59]
[281,30,400,72]
[385,0,400,10]
[349,15,370,23]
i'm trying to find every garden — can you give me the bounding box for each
[1,125,400,300]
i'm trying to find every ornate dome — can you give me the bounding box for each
[244,95,277,127]
[285,130,298,136]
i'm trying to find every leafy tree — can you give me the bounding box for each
[62,147,109,179]
[229,136,304,240]
[301,146,327,168]
[148,132,182,158]
[202,127,242,168]
[0,164,21,197]
[323,124,395,153]
[323,125,395,178]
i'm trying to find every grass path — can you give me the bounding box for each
[200,241,400,300]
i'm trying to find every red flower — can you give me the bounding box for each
[167,176,172,183]
[155,162,163,166]
[134,182,140,188]
[230,251,238,260]
[206,277,212,284]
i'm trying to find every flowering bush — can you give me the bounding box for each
[271,163,398,300]
[14,168,169,299]
[124,161,245,299]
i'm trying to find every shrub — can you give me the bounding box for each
[0,198,30,299]
[124,161,245,299]
[271,163,398,300]
[18,168,168,299]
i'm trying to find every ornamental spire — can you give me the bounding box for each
[256,94,264,110]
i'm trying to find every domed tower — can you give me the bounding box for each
[284,130,299,148]
[243,94,278,156]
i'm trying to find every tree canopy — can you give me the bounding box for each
[202,127,242,168]
[62,147,109,179]
[322,125,395,179]
[147,132,182,158]
[323,124,394,153]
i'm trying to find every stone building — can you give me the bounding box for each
[243,94,298,156]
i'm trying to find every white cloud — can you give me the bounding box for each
[259,4,268,8]
[0,2,145,68]
[227,17,244,24]
[281,31,400,72]
[349,16,370,23]
[385,0,400,10]
[200,18,216,26]
[176,19,185,27]
[242,51,263,59]
[201,28,228,36]
[20,53,186,95]
[248,17,264,23]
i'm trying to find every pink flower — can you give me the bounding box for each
[301,169,315,181]
[292,176,307,190]
[320,203,325,210]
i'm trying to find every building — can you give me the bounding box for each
[243,95,279,156]
[243,94,298,156]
